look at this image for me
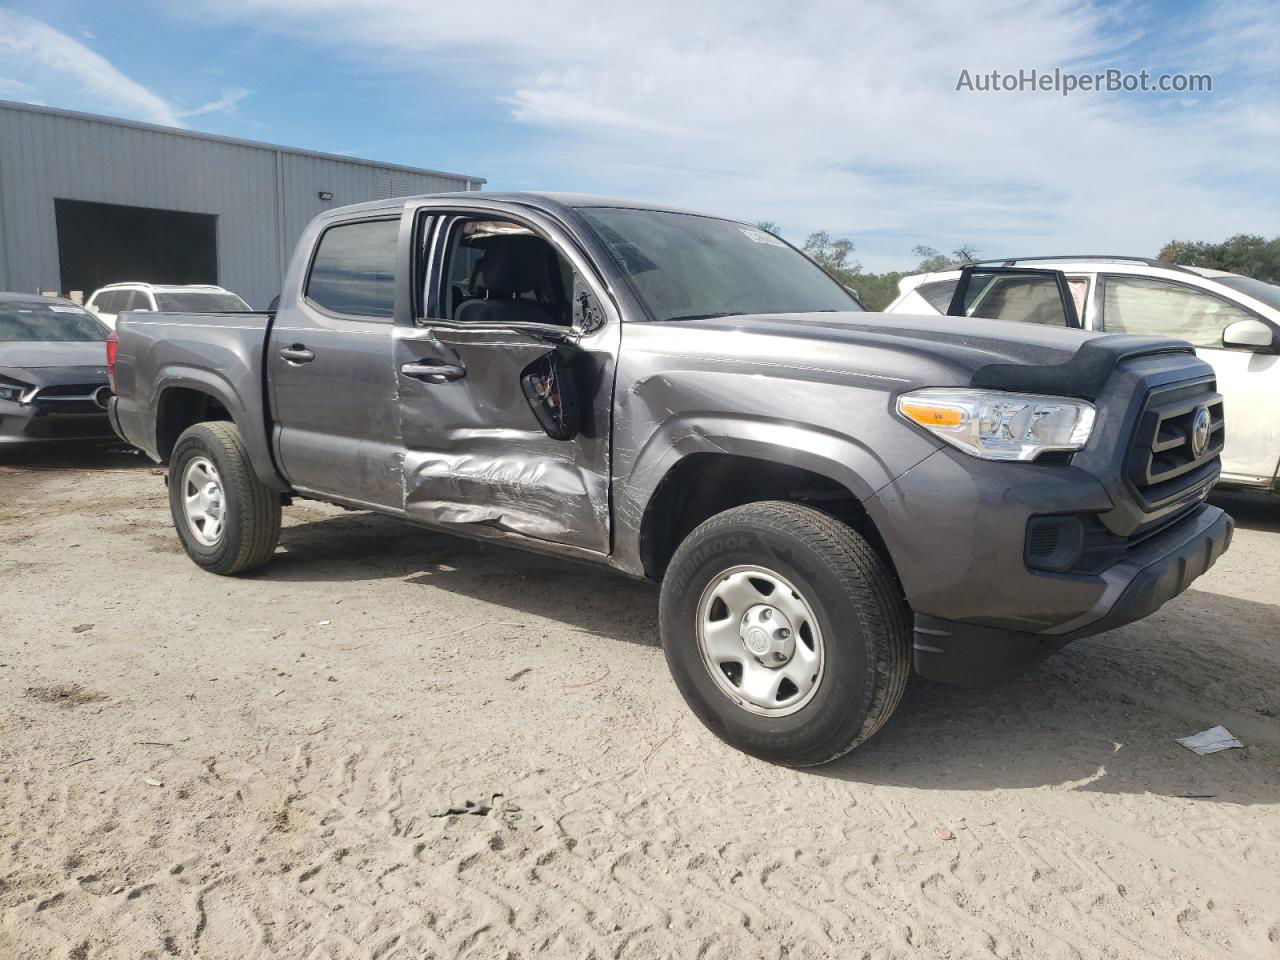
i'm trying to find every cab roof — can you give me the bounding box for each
[322,190,732,222]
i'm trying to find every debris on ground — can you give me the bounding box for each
[430,793,506,818]
[430,799,493,818]
[934,827,956,841]
[25,683,108,707]
[1176,725,1243,755]
[72,624,94,633]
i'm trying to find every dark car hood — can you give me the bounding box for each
[650,312,1192,397]
[0,340,109,387]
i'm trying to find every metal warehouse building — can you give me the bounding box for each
[0,100,485,308]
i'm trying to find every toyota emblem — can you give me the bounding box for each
[1190,406,1211,459]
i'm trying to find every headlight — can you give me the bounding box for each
[896,388,1095,461]
[0,378,31,403]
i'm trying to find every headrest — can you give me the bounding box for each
[475,236,549,296]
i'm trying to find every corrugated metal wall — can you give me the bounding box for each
[0,101,483,307]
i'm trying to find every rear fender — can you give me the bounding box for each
[154,366,286,491]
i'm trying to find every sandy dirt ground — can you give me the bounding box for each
[1,444,1278,960]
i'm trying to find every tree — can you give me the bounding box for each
[844,272,908,311]
[802,231,861,284]
[912,244,979,272]
[1157,234,1280,283]
[754,220,781,236]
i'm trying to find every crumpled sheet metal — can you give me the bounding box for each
[403,449,607,545]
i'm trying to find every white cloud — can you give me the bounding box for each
[194,0,1279,267]
[180,87,251,118]
[0,9,183,126]
[33,1,1280,268]
[0,12,251,131]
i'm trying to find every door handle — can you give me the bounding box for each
[279,344,315,364]
[401,360,466,383]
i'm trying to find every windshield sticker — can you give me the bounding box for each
[48,305,84,313]
[739,228,787,248]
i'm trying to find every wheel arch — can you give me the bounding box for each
[636,448,899,585]
[153,368,287,492]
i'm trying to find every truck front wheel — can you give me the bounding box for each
[659,501,910,766]
[168,421,281,575]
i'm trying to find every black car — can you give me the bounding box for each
[0,293,115,445]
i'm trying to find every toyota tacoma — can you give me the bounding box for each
[108,193,1233,766]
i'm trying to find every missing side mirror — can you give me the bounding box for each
[520,347,581,441]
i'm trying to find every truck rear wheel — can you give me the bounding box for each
[168,421,281,575]
[659,501,910,766]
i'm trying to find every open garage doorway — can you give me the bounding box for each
[54,199,217,297]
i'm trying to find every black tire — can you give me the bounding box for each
[168,421,281,575]
[659,501,911,767]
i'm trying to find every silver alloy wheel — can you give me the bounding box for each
[181,456,226,547]
[696,565,825,717]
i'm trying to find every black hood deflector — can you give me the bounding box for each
[970,335,1193,401]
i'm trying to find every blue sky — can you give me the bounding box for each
[1,0,1277,271]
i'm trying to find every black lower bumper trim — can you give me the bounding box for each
[914,504,1234,685]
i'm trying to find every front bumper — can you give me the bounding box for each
[0,400,114,444]
[867,439,1231,685]
[909,503,1232,684]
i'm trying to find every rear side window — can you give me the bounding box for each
[306,219,399,318]
[154,292,249,312]
[915,279,959,312]
[961,273,1071,326]
[94,291,122,312]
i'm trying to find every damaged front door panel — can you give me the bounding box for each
[520,346,581,441]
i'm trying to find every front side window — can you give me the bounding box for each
[437,217,574,326]
[1103,276,1257,347]
[306,219,399,318]
[580,208,858,322]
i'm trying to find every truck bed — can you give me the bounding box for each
[109,310,286,491]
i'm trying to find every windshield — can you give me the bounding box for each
[580,208,860,321]
[1212,275,1280,312]
[0,301,107,342]
[154,291,251,312]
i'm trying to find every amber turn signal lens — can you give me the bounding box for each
[899,401,964,428]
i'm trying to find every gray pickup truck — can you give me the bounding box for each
[109,192,1233,766]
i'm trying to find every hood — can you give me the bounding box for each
[640,312,1194,399]
[0,340,109,388]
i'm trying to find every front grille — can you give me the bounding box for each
[32,383,111,414]
[35,383,103,398]
[1126,378,1223,510]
